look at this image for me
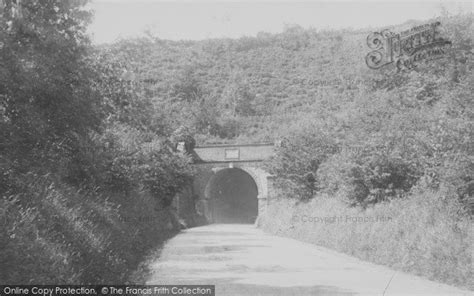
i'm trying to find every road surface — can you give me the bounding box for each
[146,224,473,296]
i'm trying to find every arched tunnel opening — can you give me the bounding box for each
[205,168,258,224]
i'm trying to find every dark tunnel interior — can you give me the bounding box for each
[206,168,258,224]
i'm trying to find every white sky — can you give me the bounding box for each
[87,0,472,44]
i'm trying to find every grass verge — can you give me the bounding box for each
[0,174,179,284]
[258,190,473,290]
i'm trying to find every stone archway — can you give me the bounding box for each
[204,167,259,223]
[189,143,275,225]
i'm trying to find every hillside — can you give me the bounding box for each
[98,15,471,145]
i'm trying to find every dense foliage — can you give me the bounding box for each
[0,0,193,283]
[102,14,472,210]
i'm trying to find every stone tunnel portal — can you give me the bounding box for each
[204,168,258,224]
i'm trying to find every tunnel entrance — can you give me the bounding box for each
[205,168,258,224]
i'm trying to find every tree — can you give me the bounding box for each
[170,65,203,103]
[0,0,100,169]
[222,72,256,116]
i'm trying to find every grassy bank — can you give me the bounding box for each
[258,190,473,290]
[0,174,179,284]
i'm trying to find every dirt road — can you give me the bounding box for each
[146,224,473,296]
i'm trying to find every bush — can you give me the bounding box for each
[93,123,194,198]
[211,117,242,139]
[266,125,338,199]
[322,150,420,207]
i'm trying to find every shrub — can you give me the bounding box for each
[212,117,242,139]
[339,152,420,207]
[266,125,339,199]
